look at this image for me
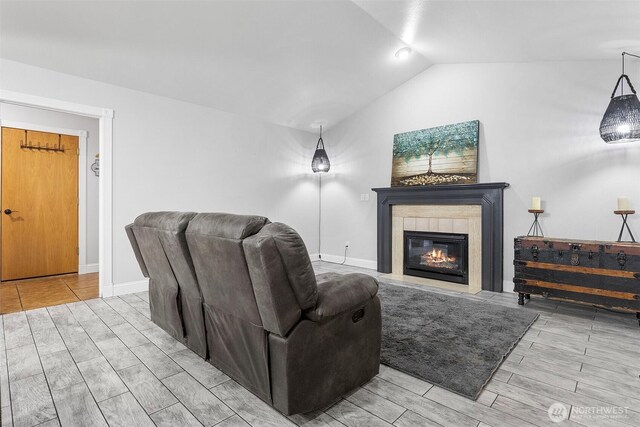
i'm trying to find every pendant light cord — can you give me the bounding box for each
[317,171,348,265]
[622,52,626,96]
[620,52,640,96]
[318,173,322,260]
[316,125,325,150]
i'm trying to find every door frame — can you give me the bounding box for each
[0,121,93,275]
[0,90,114,297]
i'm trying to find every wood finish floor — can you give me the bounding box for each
[0,273,99,315]
[1,262,639,427]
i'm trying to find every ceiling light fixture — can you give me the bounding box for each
[600,52,640,143]
[311,125,330,173]
[395,47,412,60]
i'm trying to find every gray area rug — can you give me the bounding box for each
[378,281,538,399]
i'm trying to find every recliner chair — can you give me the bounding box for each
[126,212,207,358]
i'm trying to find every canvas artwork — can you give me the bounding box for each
[391,120,479,186]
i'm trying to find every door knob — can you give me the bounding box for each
[4,209,12,215]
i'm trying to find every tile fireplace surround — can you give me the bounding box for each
[372,183,509,292]
[392,205,482,293]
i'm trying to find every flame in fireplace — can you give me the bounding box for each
[421,248,458,269]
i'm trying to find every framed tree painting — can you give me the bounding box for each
[391,120,479,186]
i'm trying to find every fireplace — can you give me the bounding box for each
[373,183,509,292]
[404,231,469,285]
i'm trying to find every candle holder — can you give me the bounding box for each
[614,210,636,243]
[527,209,544,237]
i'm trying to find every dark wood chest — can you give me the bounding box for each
[513,236,640,322]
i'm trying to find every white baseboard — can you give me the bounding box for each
[319,253,377,270]
[111,279,149,296]
[79,263,99,274]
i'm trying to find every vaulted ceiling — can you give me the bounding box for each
[1,1,639,131]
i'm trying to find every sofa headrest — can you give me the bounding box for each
[187,212,269,240]
[134,211,197,232]
[246,222,317,310]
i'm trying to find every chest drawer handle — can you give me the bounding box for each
[570,253,580,266]
[617,252,627,268]
[531,245,540,261]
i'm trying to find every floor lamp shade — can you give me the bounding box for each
[600,74,640,144]
[311,126,330,172]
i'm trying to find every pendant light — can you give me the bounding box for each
[600,52,640,143]
[311,125,330,172]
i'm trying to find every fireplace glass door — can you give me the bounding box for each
[404,231,468,284]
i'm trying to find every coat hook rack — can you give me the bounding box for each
[19,131,65,153]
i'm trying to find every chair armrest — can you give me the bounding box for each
[304,273,379,322]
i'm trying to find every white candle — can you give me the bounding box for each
[531,197,541,210]
[617,197,630,211]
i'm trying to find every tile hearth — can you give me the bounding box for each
[1,262,639,427]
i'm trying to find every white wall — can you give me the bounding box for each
[6,57,640,292]
[0,103,100,267]
[322,60,640,290]
[0,59,319,288]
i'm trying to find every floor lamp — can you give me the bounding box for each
[311,125,330,259]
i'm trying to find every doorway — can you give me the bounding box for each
[0,125,98,313]
[0,91,114,301]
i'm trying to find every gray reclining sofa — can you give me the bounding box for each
[126,211,381,415]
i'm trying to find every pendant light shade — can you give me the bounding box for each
[600,76,640,143]
[311,125,330,173]
[600,53,640,144]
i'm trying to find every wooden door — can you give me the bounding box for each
[1,127,79,280]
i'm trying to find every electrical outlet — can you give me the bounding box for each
[345,241,350,247]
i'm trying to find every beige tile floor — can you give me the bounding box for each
[0,273,99,314]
